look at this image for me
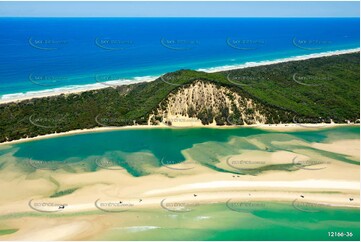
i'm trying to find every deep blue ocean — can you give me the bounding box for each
[0,18,359,98]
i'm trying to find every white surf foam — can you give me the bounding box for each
[1,48,359,104]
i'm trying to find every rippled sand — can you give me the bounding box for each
[0,127,359,240]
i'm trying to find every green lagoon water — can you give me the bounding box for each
[1,125,359,176]
[92,203,360,241]
[0,126,359,240]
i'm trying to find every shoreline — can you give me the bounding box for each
[0,122,358,146]
[0,75,158,105]
[0,123,359,240]
[198,48,360,73]
[0,48,359,105]
[1,187,359,240]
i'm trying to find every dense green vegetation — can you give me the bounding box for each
[0,53,359,143]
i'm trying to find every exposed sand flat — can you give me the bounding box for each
[0,126,359,240]
[0,169,359,240]
[217,150,308,170]
[2,219,95,241]
[311,139,360,161]
[0,170,359,240]
[253,123,356,131]
[0,158,359,216]
[144,180,359,196]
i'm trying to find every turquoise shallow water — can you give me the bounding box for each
[0,126,359,240]
[9,126,359,161]
[0,125,358,176]
[92,203,360,241]
[0,202,358,241]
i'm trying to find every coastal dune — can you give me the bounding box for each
[0,50,359,240]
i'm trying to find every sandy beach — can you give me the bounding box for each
[0,121,358,147]
[0,157,359,240]
[0,48,359,105]
[198,48,360,73]
[0,9,360,241]
[0,76,157,105]
[0,44,359,242]
[0,124,359,240]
